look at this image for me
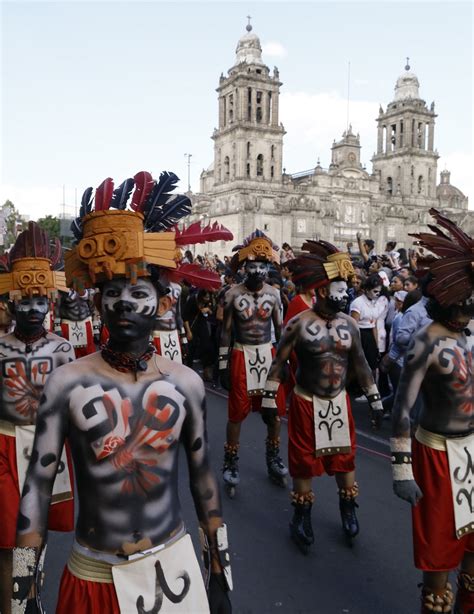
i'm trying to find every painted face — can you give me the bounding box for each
[326,280,349,312]
[366,286,382,301]
[14,296,49,333]
[245,261,269,290]
[102,278,158,341]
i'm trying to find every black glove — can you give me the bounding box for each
[261,403,277,426]
[208,573,232,614]
[393,479,423,506]
[220,369,230,391]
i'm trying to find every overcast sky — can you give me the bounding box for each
[1,0,472,219]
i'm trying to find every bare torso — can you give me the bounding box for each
[0,332,74,425]
[225,282,281,345]
[18,353,219,555]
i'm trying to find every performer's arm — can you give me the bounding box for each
[181,372,232,604]
[271,289,283,343]
[261,317,298,423]
[391,330,432,505]
[347,318,383,430]
[13,369,69,608]
[175,287,188,356]
[218,289,234,390]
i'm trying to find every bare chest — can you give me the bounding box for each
[298,317,353,356]
[233,292,276,323]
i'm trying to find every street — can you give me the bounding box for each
[41,388,429,614]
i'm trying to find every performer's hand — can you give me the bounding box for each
[369,407,383,431]
[393,479,423,506]
[181,341,189,361]
[220,369,230,391]
[93,334,100,345]
[261,405,277,426]
[208,573,232,614]
[379,354,393,373]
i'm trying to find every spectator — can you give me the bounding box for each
[350,274,384,374]
[403,275,419,292]
[182,249,194,264]
[183,289,219,383]
[280,242,295,263]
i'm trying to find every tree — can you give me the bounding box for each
[37,215,61,240]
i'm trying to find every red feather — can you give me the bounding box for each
[94,178,114,211]
[168,264,221,290]
[131,171,154,212]
[175,221,233,246]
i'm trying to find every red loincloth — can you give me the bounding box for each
[228,347,285,422]
[0,432,74,549]
[412,437,474,571]
[288,391,356,478]
[56,566,120,614]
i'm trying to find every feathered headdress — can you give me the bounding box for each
[0,222,67,300]
[230,229,280,271]
[288,240,355,290]
[66,171,233,292]
[409,208,474,307]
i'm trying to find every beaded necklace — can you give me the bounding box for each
[101,343,156,373]
[13,327,47,354]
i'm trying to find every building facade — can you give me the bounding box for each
[192,24,470,256]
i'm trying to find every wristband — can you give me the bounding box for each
[199,524,232,591]
[365,385,383,412]
[219,346,230,370]
[390,437,415,481]
[12,546,37,614]
[262,379,279,409]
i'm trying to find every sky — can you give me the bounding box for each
[1,0,472,220]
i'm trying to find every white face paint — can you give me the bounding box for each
[245,261,269,277]
[102,279,158,317]
[366,287,382,301]
[15,296,49,314]
[328,281,348,303]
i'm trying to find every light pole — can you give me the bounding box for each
[184,153,192,192]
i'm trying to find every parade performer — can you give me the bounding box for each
[391,209,473,614]
[56,289,97,357]
[151,279,188,363]
[263,240,384,553]
[0,222,75,614]
[219,230,288,497]
[12,172,232,614]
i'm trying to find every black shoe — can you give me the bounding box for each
[339,497,359,540]
[290,502,314,554]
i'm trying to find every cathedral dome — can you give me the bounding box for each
[394,60,420,101]
[436,169,466,206]
[234,21,264,66]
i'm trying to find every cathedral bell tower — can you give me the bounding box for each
[212,20,285,186]
[372,60,438,201]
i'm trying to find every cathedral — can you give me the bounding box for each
[191,22,471,255]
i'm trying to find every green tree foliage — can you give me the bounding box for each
[37,215,61,239]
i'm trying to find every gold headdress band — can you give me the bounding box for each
[0,222,67,301]
[237,237,280,265]
[323,252,355,282]
[65,210,177,292]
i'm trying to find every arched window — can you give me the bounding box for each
[387,177,393,195]
[246,163,250,178]
[418,175,424,194]
[271,145,275,160]
[256,154,264,177]
[271,165,274,178]
[247,142,251,158]
[224,156,230,180]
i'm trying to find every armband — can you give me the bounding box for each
[261,379,279,410]
[179,328,188,345]
[199,524,233,592]
[390,437,415,481]
[219,346,230,370]
[365,385,383,412]
[12,546,38,614]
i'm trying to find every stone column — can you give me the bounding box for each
[377,124,383,153]
[272,90,279,126]
[251,89,257,123]
[421,123,426,150]
[219,96,225,128]
[395,121,401,149]
[427,122,434,151]
[385,126,390,154]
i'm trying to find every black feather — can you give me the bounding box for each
[110,178,134,210]
[145,194,191,231]
[143,171,180,218]
[79,187,94,218]
[71,218,83,242]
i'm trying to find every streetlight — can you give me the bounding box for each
[184,153,192,192]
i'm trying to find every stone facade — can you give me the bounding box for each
[191,25,471,257]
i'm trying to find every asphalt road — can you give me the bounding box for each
[41,389,431,614]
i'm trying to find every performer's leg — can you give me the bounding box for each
[336,471,359,540]
[223,421,241,494]
[454,551,474,614]
[0,548,12,614]
[289,478,314,554]
[420,571,454,614]
[265,418,288,486]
